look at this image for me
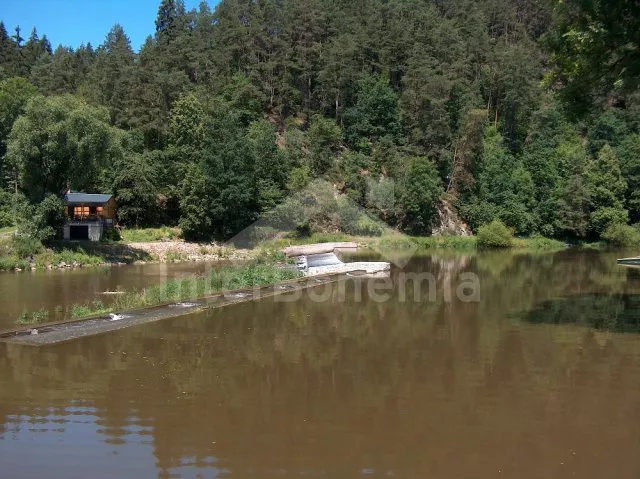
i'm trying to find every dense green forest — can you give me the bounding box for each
[1,0,639,242]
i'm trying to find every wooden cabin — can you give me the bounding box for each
[63,192,116,241]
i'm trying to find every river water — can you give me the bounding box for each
[2,249,640,478]
[0,262,225,330]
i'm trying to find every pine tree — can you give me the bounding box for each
[0,22,22,77]
[86,25,135,126]
[155,0,187,40]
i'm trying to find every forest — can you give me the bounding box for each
[1,0,639,243]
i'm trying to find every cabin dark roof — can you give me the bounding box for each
[64,193,113,205]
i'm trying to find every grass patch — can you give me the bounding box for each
[15,262,302,325]
[16,308,50,325]
[264,232,355,249]
[374,235,478,250]
[259,230,566,253]
[34,248,105,268]
[165,250,188,262]
[120,226,181,243]
[513,236,566,250]
[71,300,110,319]
[0,236,107,271]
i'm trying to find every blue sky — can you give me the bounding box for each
[1,0,217,51]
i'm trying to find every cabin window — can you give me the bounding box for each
[96,206,104,216]
[73,206,90,217]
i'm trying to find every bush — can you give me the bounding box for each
[477,220,514,248]
[102,227,122,242]
[12,235,42,258]
[355,216,384,236]
[17,195,66,242]
[337,201,384,236]
[0,190,23,228]
[602,223,640,247]
[589,207,629,236]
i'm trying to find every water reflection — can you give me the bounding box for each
[0,261,228,329]
[525,294,640,333]
[1,250,640,478]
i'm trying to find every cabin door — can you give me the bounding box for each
[69,225,89,240]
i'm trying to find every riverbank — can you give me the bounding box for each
[264,232,567,252]
[0,237,255,272]
[0,227,602,274]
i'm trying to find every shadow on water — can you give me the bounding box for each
[523,293,640,333]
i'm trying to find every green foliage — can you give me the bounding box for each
[617,133,640,222]
[589,207,629,236]
[343,75,401,149]
[586,145,628,235]
[201,107,257,238]
[308,115,342,176]
[247,119,289,211]
[18,194,66,242]
[556,173,590,238]
[587,109,629,155]
[113,152,157,227]
[336,199,384,237]
[0,76,38,162]
[12,235,42,258]
[16,307,49,325]
[0,189,23,227]
[1,0,639,245]
[83,24,135,127]
[5,94,120,201]
[102,227,122,242]
[179,163,211,241]
[477,220,514,248]
[546,0,640,114]
[520,101,584,236]
[401,157,443,235]
[120,226,180,243]
[169,92,207,153]
[462,126,534,233]
[515,236,565,251]
[602,223,640,248]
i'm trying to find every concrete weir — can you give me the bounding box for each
[287,243,390,277]
[1,243,389,347]
[0,274,342,347]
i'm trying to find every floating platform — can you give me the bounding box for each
[617,257,640,266]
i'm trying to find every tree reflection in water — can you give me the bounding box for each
[2,249,640,478]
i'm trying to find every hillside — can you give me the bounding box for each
[1,0,639,243]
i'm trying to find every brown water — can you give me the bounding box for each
[0,262,225,330]
[2,249,640,478]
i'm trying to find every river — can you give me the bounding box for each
[0,261,226,330]
[1,249,640,478]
